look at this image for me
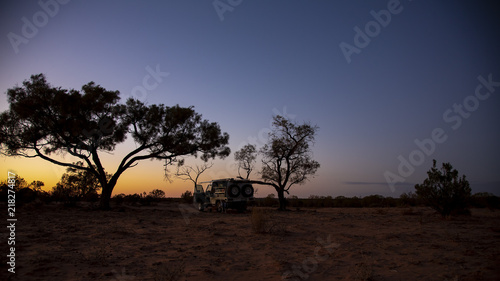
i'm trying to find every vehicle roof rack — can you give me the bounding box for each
[198,178,261,184]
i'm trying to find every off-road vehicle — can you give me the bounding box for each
[193,178,255,212]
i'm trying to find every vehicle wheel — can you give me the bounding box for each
[241,184,254,197]
[228,184,240,197]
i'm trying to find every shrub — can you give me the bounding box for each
[471,192,500,210]
[112,193,125,205]
[262,194,278,207]
[415,160,471,217]
[399,191,418,207]
[180,190,193,204]
[123,193,141,205]
[362,195,385,207]
[149,189,166,200]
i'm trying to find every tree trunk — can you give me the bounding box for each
[99,180,117,210]
[99,186,112,210]
[98,172,121,210]
[277,188,287,211]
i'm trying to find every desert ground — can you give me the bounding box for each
[1,202,499,281]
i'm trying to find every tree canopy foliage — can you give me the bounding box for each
[234,144,257,179]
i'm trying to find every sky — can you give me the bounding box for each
[1,0,499,198]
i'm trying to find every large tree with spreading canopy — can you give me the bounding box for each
[0,74,230,209]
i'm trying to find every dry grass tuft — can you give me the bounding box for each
[251,208,287,235]
[80,245,111,265]
[153,261,185,281]
[352,262,374,281]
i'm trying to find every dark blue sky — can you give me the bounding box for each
[1,0,499,197]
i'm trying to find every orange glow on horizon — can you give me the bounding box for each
[0,155,199,197]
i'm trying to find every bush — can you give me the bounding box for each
[471,192,500,210]
[180,190,193,204]
[362,195,386,207]
[112,193,125,205]
[399,191,418,207]
[415,160,471,217]
[149,189,166,200]
[123,193,142,205]
[262,194,279,207]
[334,196,363,208]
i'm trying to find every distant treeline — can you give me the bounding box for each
[254,193,500,210]
[1,177,498,210]
[0,175,170,208]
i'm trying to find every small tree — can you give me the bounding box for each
[149,189,166,200]
[0,175,42,204]
[258,115,320,210]
[415,160,471,217]
[173,161,213,188]
[181,190,193,204]
[234,144,257,179]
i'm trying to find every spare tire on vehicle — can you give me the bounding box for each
[241,184,254,197]
[228,184,240,197]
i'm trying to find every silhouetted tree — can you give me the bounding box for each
[28,180,44,192]
[399,191,418,206]
[234,144,257,179]
[52,162,109,202]
[173,161,214,188]
[415,160,471,217]
[149,189,166,199]
[0,74,230,209]
[257,115,320,210]
[181,190,193,204]
[471,192,500,209]
[0,175,41,204]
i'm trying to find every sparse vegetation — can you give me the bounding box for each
[1,173,498,213]
[399,191,419,207]
[415,160,472,217]
[180,190,193,204]
[470,192,500,210]
[5,197,500,280]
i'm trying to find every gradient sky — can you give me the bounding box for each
[1,0,499,198]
